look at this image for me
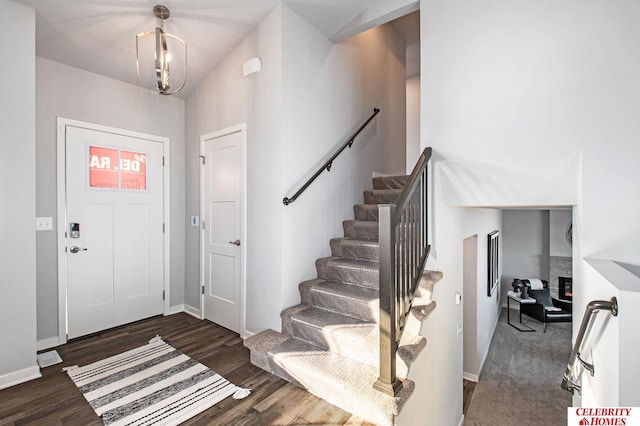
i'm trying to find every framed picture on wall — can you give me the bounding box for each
[487,230,499,296]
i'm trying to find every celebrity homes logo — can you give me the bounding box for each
[568,408,640,425]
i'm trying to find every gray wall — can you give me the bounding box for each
[0,0,39,388]
[501,210,550,305]
[185,5,408,334]
[550,209,572,257]
[35,58,186,343]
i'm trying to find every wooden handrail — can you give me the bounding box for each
[374,147,432,396]
[283,108,380,206]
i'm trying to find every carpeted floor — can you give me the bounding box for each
[464,308,572,426]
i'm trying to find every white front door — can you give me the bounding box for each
[64,123,165,339]
[201,125,245,333]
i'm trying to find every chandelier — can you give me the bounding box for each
[136,5,187,95]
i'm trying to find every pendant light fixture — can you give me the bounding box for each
[136,5,187,95]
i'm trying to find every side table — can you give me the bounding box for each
[507,291,536,332]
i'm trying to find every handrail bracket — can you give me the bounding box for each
[561,296,618,395]
[576,352,595,376]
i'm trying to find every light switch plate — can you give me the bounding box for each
[36,217,53,231]
[190,216,200,227]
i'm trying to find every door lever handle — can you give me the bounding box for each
[229,239,241,246]
[70,246,88,253]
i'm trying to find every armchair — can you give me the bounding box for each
[518,279,572,332]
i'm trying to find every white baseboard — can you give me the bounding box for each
[463,371,479,382]
[183,304,201,319]
[458,414,465,426]
[241,329,254,340]
[168,304,185,315]
[0,365,41,391]
[37,336,63,352]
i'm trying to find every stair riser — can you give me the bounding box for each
[309,290,379,322]
[343,221,378,239]
[299,279,380,322]
[317,263,379,289]
[373,176,409,190]
[280,304,309,337]
[363,190,401,205]
[354,204,379,221]
[290,319,378,366]
[330,238,379,261]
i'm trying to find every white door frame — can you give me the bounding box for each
[200,123,247,338]
[56,117,171,345]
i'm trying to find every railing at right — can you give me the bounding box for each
[374,147,432,396]
[561,297,618,395]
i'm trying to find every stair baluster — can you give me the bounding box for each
[374,147,432,396]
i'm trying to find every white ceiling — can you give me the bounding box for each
[15,0,409,98]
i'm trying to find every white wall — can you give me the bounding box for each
[579,259,640,408]
[501,210,550,304]
[0,0,40,389]
[35,58,186,343]
[185,5,407,334]
[409,0,640,422]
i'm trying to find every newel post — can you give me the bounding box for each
[374,204,402,396]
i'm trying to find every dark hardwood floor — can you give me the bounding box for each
[0,313,372,426]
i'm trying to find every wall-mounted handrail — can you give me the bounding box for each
[374,147,433,397]
[283,108,380,206]
[561,297,618,395]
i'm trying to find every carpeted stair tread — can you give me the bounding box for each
[363,189,403,204]
[373,175,409,190]
[243,328,289,372]
[330,237,379,261]
[316,257,379,289]
[343,220,378,239]
[245,171,442,425]
[299,279,380,322]
[267,337,413,426]
[290,307,377,364]
[281,304,310,337]
[354,204,379,221]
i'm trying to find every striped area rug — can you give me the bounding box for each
[66,336,249,426]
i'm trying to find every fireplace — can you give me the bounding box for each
[559,277,572,301]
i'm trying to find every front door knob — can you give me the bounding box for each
[70,246,88,253]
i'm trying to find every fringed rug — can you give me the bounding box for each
[65,336,250,426]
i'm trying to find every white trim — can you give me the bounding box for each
[37,336,62,352]
[163,147,171,315]
[200,123,247,337]
[462,371,479,382]
[56,118,171,344]
[183,304,202,319]
[458,414,465,426]
[241,329,254,340]
[168,304,185,315]
[0,366,41,391]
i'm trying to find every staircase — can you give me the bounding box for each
[244,175,442,426]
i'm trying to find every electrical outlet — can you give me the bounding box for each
[36,217,53,231]
[457,324,463,338]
